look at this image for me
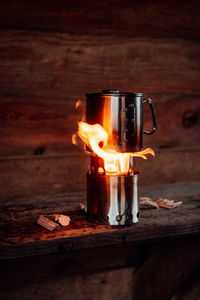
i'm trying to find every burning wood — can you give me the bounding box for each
[37,215,59,231]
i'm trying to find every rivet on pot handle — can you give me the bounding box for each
[143,98,157,135]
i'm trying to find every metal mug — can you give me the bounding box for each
[86,90,157,152]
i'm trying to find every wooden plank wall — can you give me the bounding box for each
[0,0,200,200]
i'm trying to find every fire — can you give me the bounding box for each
[75,99,82,109]
[78,121,155,175]
[72,133,77,145]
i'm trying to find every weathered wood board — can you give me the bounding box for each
[1,181,199,225]
[1,32,200,96]
[0,236,200,300]
[0,1,200,200]
[0,150,199,199]
[0,0,200,39]
[0,2,200,299]
[0,182,199,261]
[0,1,199,216]
[0,93,199,157]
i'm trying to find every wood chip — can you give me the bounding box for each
[80,203,87,213]
[49,214,71,226]
[37,215,59,231]
[156,198,182,209]
[140,197,159,209]
[54,214,71,226]
[140,197,182,209]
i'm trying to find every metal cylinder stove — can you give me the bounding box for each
[86,90,156,226]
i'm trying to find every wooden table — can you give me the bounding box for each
[1,182,200,261]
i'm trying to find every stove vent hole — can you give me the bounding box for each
[116,215,122,222]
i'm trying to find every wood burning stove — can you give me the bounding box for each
[78,90,156,225]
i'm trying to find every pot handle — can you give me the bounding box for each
[143,98,157,135]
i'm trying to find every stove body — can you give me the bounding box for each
[85,90,156,225]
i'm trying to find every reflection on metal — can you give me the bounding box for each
[85,90,156,226]
[86,90,156,152]
[108,176,119,225]
[132,174,139,223]
[87,173,139,226]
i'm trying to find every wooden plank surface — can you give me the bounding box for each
[1,181,199,225]
[0,237,200,300]
[0,31,200,97]
[0,0,199,229]
[0,182,199,260]
[0,1,199,39]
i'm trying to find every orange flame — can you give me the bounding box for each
[75,99,82,109]
[72,133,77,145]
[78,121,155,175]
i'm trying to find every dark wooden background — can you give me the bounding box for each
[0,0,200,199]
[0,2,200,300]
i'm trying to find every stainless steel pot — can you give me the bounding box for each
[86,90,156,152]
